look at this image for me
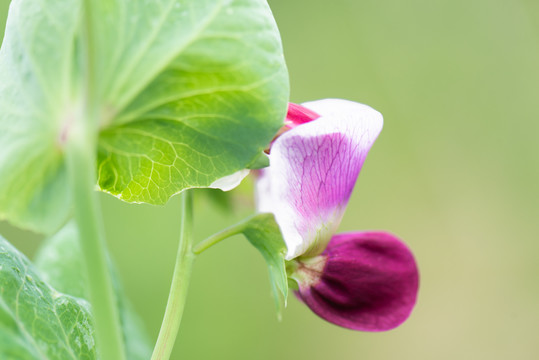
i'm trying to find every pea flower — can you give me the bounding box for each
[256,99,419,331]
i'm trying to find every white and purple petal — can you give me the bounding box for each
[293,231,419,331]
[257,99,383,259]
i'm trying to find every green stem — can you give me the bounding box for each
[151,191,195,360]
[82,0,98,111]
[192,220,248,255]
[66,132,126,360]
[67,2,125,359]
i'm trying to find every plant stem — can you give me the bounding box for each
[67,2,126,359]
[192,220,248,255]
[82,0,98,111]
[151,191,195,360]
[65,131,126,360]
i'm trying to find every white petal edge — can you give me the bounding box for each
[209,169,250,191]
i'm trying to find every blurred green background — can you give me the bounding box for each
[1,0,539,359]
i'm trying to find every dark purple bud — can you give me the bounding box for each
[291,231,419,331]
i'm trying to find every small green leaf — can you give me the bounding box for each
[33,224,87,299]
[194,212,289,315]
[240,213,288,318]
[34,223,152,360]
[0,234,96,359]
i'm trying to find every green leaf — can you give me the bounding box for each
[34,223,152,360]
[0,0,79,234]
[0,234,96,359]
[240,213,288,318]
[0,0,288,234]
[193,212,289,315]
[94,0,288,203]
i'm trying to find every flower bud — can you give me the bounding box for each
[290,231,419,331]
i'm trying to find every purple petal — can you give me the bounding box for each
[294,231,419,331]
[256,99,383,259]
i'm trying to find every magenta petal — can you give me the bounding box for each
[286,103,321,128]
[296,231,419,331]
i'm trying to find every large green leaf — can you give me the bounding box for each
[0,0,289,233]
[0,0,79,234]
[34,223,152,360]
[0,235,96,359]
[95,0,288,203]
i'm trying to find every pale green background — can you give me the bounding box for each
[1,0,538,359]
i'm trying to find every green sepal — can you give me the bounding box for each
[240,213,289,319]
[247,152,270,170]
[194,212,289,317]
